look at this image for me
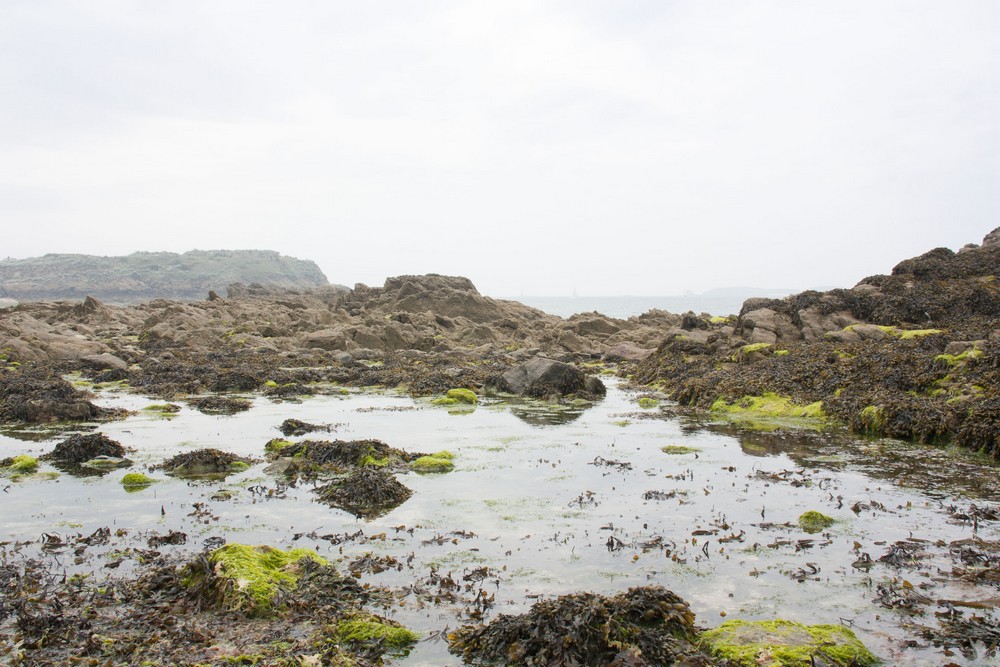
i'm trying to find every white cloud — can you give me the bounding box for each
[1,1,997,295]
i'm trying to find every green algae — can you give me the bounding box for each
[934,348,983,367]
[710,393,826,429]
[798,510,835,534]
[143,403,181,416]
[661,445,700,455]
[333,613,419,652]
[192,544,327,616]
[433,388,478,406]
[858,405,886,433]
[358,453,390,468]
[264,438,294,456]
[741,342,773,355]
[896,328,942,339]
[699,619,877,666]
[412,450,455,473]
[637,397,659,409]
[7,454,39,474]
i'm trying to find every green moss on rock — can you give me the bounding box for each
[121,472,154,488]
[798,510,835,533]
[433,388,478,406]
[699,619,877,666]
[711,393,826,424]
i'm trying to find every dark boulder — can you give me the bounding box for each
[493,357,605,398]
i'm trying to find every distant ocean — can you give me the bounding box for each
[501,295,754,319]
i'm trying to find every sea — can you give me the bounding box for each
[501,295,757,319]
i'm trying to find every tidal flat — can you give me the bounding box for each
[2,379,998,666]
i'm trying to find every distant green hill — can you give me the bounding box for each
[0,250,330,303]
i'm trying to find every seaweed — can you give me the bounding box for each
[448,585,704,666]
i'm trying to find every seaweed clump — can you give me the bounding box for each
[448,585,706,666]
[42,433,127,463]
[315,468,413,519]
[279,417,330,436]
[187,395,253,415]
[158,447,254,478]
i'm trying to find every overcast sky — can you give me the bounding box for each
[1,2,997,297]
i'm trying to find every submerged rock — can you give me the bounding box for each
[699,619,877,666]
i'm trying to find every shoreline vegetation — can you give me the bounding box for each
[2,230,999,665]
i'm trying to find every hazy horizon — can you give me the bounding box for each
[2,3,997,297]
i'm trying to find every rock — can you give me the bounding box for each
[849,324,892,342]
[331,351,355,365]
[797,308,859,341]
[302,328,348,351]
[0,250,330,303]
[983,226,1000,247]
[739,308,800,344]
[699,618,877,666]
[569,315,620,337]
[81,353,128,371]
[605,343,654,362]
[493,357,605,398]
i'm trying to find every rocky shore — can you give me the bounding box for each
[2,233,999,666]
[3,231,999,458]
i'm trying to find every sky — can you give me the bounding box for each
[1,2,998,297]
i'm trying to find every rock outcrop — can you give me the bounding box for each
[0,250,331,303]
[635,227,1000,458]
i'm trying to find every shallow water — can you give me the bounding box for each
[2,380,999,666]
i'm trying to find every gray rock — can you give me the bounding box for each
[605,343,654,362]
[851,324,893,342]
[494,357,606,398]
[81,353,128,371]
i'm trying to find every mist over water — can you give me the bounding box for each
[508,295,750,319]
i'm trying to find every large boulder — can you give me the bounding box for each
[493,357,605,398]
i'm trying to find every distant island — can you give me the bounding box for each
[0,249,331,303]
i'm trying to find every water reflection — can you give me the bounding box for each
[508,404,584,426]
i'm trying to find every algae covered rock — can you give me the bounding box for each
[449,585,703,666]
[432,388,478,406]
[2,454,39,475]
[121,472,155,489]
[184,543,329,616]
[699,619,877,666]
